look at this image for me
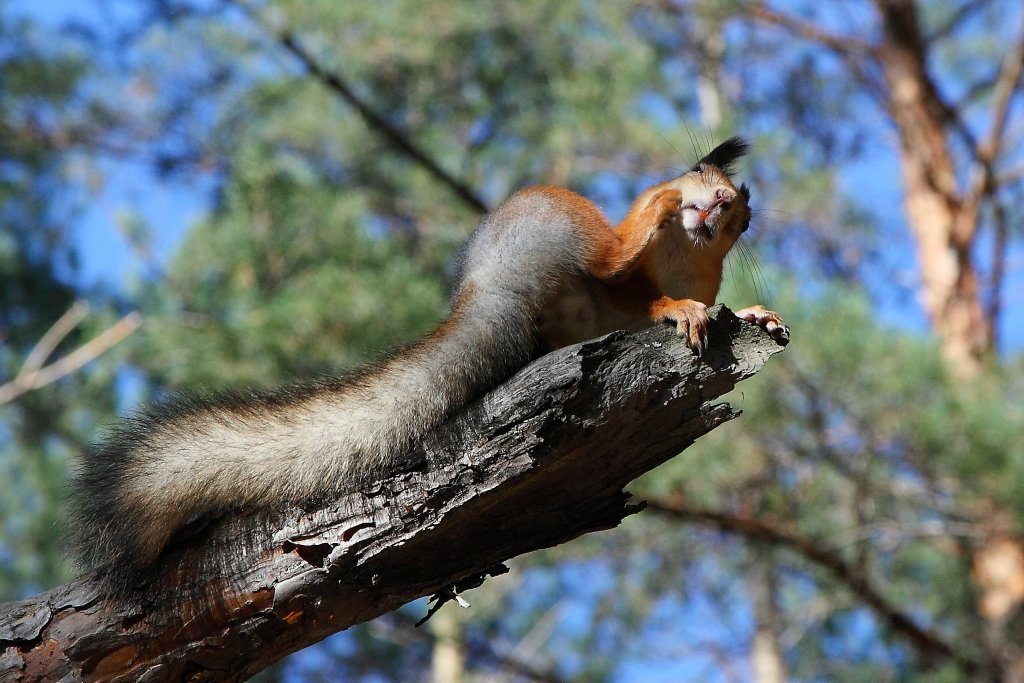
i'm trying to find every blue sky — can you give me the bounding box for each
[71,159,207,289]
[6,1,200,289]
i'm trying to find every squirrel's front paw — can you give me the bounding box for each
[659,299,709,354]
[649,188,683,230]
[736,305,789,341]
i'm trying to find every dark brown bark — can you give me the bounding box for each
[0,306,785,682]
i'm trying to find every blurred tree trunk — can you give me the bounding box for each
[871,7,1024,669]
[746,0,1024,377]
[749,554,787,683]
[694,10,726,131]
[431,608,465,683]
[875,0,989,376]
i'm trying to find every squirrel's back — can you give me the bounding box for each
[69,187,598,586]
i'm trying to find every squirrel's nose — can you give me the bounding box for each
[715,188,734,209]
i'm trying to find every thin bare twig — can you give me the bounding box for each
[19,301,91,375]
[978,20,1024,165]
[0,307,142,406]
[226,0,489,215]
[966,15,1024,204]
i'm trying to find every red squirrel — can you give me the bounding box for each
[70,137,786,582]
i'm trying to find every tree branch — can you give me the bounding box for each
[925,0,995,43]
[0,306,784,681]
[965,15,1024,208]
[643,495,981,675]
[745,3,872,55]
[18,302,91,376]
[226,0,489,215]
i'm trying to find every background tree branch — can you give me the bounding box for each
[226,0,490,215]
[0,304,142,407]
[642,495,980,674]
[0,306,785,682]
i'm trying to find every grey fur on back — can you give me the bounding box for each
[69,189,590,586]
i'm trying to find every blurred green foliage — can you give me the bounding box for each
[0,12,124,597]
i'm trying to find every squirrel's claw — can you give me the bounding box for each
[657,299,710,355]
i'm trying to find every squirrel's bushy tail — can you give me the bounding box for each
[69,189,589,584]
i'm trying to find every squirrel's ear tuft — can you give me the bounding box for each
[694,136,749,176]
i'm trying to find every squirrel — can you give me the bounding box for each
[70,136,786,585]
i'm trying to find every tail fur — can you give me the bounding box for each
[69,189,590,584]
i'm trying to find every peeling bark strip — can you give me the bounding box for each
[0,306,786,682]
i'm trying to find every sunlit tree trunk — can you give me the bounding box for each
[875,0,990,376]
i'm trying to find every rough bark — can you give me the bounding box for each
[0,306,786,682]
